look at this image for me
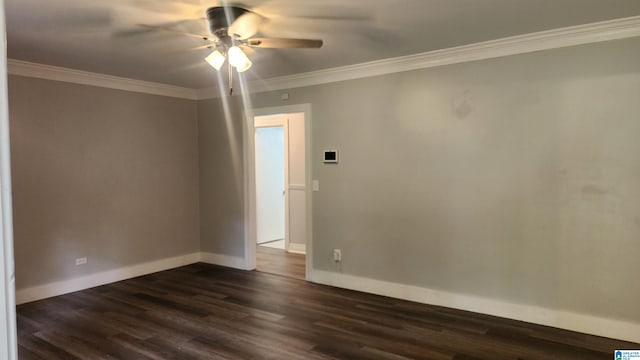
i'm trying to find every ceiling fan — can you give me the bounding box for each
[137,5,323,94]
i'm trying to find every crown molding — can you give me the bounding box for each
[195,86,221,100]
[196,15,640,99]
[7,60,199,100]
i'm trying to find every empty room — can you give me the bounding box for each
[1,0,640,359]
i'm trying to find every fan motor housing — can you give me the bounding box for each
[206,6,251,35]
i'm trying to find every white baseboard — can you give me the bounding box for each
[17,251,637,343]
[200,252,249,270]
[15,252,201,304]
[287,243,306,254]
[311,270,640,344]
[15,251,251,305]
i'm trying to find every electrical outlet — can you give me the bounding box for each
[75,257,87,266]
[333,249,342,262]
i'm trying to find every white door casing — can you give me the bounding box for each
[0,0,19,357]
[244,104,312,280]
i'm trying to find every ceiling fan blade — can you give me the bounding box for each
[254,2,372,22]
[274,14,370,22]
[133,24,216,41]
[239,45,256,56]
[246,38,323,48]
[228,12,263,40]
[189,44,217,51]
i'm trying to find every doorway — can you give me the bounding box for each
[252,112,307,280]
[255,119,286,250]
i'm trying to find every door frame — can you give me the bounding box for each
[243,103,312,281]
[0,0,18,357]
[254,116,290,252]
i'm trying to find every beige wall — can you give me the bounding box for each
[9,76,200,289]
[199,36,640,323]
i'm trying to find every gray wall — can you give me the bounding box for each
[197,97,245,256]
[9,76,200,289]
[198,37,640,323]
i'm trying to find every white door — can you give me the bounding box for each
[0,0,18,357]
[285,113,306,254]
[254,126,286,245]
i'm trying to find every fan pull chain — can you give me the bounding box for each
[228,60,233,96]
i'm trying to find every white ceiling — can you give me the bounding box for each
[7,0,640,89]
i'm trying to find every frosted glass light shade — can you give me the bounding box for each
[228,46,252,72]
[205,50,226,71]
[235,57,252,73]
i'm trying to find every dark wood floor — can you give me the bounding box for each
[17,263,638,360]
[256,245,306,280]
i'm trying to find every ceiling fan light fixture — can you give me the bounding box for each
[205,50,226,71]
[235,57,253,73]
[228,46,252,72]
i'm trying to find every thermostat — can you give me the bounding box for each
[323,150,338,163]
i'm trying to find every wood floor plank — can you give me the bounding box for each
[17,345,46,360]
[256,245,306,280]
[17,262,639,359]
[18,334,80,360]
[106,333,179,360]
